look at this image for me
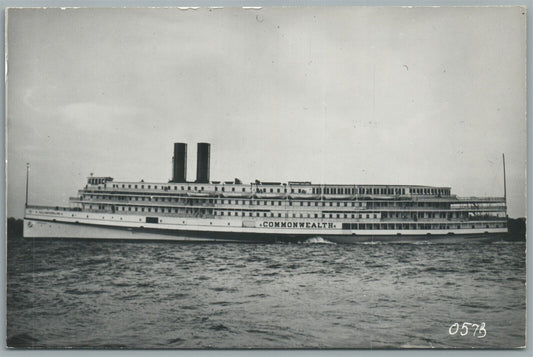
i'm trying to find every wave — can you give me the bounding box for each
[7,333,39,348]
[492,240,524,245]
[301,237,336,245]
[209,323,231,331]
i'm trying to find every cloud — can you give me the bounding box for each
[6,7,527,218]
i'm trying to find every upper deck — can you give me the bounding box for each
[86,176,453,199]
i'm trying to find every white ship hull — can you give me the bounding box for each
[24,209,508,244]
[24,219,224,242]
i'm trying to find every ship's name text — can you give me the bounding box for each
[262,221,335,229]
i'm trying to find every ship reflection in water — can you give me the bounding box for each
[7,237,525,348]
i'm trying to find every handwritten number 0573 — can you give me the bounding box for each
[449,322,486,338]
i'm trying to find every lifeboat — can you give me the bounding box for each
[289,194,320,200]
[255,192,287,199]
[321,194,353,200]
[221,192,253,198]
[187,192,213,197]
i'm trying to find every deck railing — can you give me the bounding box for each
[26,205,78,211]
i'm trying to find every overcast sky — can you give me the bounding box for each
[6,7,526,218]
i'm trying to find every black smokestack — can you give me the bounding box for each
[196,143,210,183]
[172,143,187,183]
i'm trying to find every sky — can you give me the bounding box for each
[6,6,527,218]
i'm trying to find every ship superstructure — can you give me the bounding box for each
[24,143,508,243]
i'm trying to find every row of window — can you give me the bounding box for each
[70,211,505,230]
[82,193,504,213]
[98,206,380,218]
[312,187,407,195]
[341,222,505,230]
[84,195,373,207]
[107,183,450,197]
[115,206,176,213]
[76,209,505,230]
[214,211,380,219]
[85,204,499,221]
[83,196,503,214]
[88,177,112,185]
[382,212,458,219]
[89,205,501,223]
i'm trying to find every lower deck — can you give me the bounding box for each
[24,209,508,244]
[25,206,507,234]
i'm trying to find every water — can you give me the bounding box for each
[7,237,526,349]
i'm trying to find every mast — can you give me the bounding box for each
[502,153,509,222]
[502,153,507,202]
[25,163,30,208]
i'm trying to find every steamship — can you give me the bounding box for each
[24,143,508,243]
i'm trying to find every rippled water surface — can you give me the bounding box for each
[7,238,526,348]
